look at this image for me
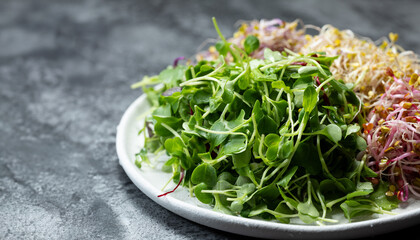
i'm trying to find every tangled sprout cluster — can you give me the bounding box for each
[364,70,420,201]
[301,25,420,103]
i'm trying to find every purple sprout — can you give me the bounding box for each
[173,56,185,67]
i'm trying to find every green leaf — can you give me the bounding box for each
[164,137,185,158]
[336,178,356,193]
[297,66,319,76]
[292,76,313,90]
[292,142,322,175]
[226,109,246,129]
[346,182,374,199]
[215,40,229,56]
[297,201,319,224]
[243,88,260,106]
[218,172,236,185]
[320,178,356,200]
[277,166,298,188]
[244,35,260,54]
[152,104,172,117]
[191,163,217,187]
[263,48,283,63]
[266,145,279,161]
[340,200,379,220]
[232,148,252,169]
[237,70,250,90]
[230,200,244,212]
[303,85,317,113]
[264,134,281,146]
[311,124,342,144]
[235,175,252,186]
[191,89,212,105]
[238,183,256,196]
[208,119,229,147]
[356,135,367,151]
[273,202,294,223]
[153,116,183,137]
[178,98,193,122]
[195,64,214,77]
[345,124,361,138]
[278,187,299,209]
[257,116,278,135]
[158,65,186,88]
[252,100,264,123]
[162,157,178,173]
[256,183,280,201]
[222,81,235,103]
[221,134,247,155]
[312,55,338,66]
[324,124,343,143]
[279,139,294,160]
[271,100,288,123]
[272,80,291,93]
[369,181,399,211]
[264,134,286,162]
[249,59,265,70]
[320,179,344,200]
[251,68,277,82]
[179,155,194,170]
[213,193,233,215]
[248,204,268,217]
[361,164,378,178]
[214,179,235,206]
[308,105,320,131]
[162,91,182,112]
[194,183,214,204]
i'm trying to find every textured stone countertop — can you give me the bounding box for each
[1,0,420,239]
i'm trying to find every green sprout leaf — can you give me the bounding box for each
[244,35,260,55]
[191,163,217,188]
[303,85,318,113]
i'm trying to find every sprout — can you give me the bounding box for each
[300,25,420,104]
[365,74,420,201]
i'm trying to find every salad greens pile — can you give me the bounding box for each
[133,18,399,225]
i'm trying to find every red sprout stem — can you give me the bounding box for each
[157,168,185,197]
[386,67,395,77]
[315,76,321,86]
[173,56,185,67]
[291,61,307,66]
[315,76,330,105]
[397,184,409,202]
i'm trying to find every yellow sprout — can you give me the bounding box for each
[389,32,399,42]
[301,25,420,103]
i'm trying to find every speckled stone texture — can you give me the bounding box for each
[1,0,419,239]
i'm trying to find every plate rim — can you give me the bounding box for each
[116,93,420,239]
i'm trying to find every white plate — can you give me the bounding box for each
[116,94,420,239]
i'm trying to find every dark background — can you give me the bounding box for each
[1,0,419,239]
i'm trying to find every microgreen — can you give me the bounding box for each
[244,35,260,55]
[131,18,398,225]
